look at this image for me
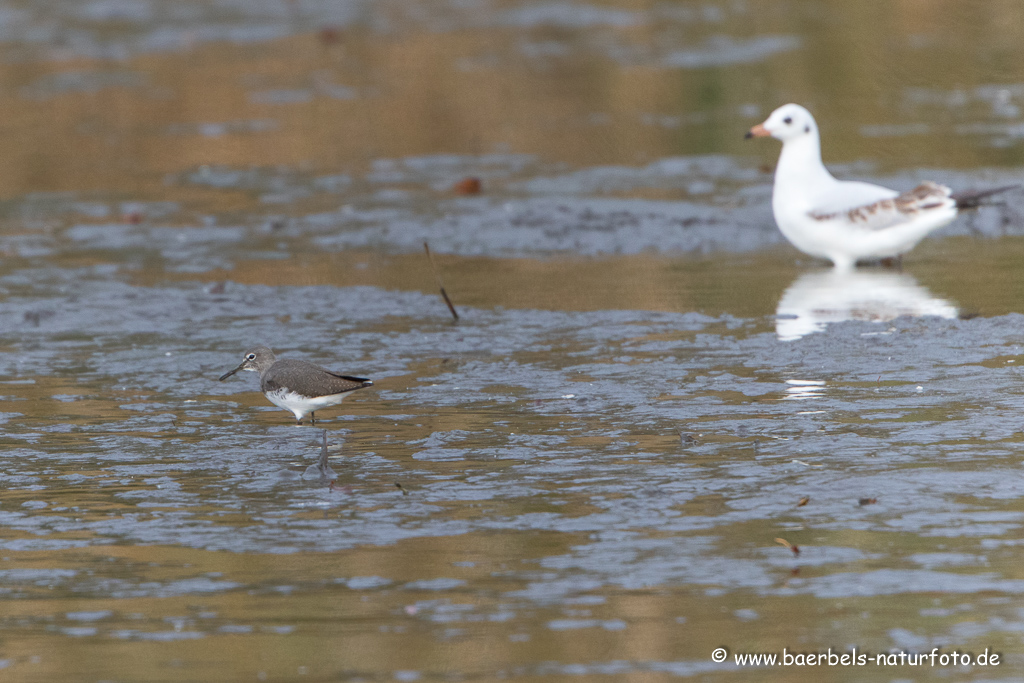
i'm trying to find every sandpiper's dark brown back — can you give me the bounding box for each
[260,359,372,398]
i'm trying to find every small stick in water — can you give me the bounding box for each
[424,241,459,321]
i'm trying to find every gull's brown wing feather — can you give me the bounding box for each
[809,182,952,232]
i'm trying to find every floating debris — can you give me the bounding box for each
[452,176,482,195]
[774,537,800,555]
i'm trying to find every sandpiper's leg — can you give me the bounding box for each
[310,412,316,425]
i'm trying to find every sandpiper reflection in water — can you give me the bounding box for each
[775,269,958,341]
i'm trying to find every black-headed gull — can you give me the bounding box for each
[746,103,1016,269]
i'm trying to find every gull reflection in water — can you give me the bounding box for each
[775,269,958,341]
[783,379,825,401]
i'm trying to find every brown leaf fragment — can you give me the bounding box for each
[453,177,482,195]
[774,537,800,555]
[319,27,342,45]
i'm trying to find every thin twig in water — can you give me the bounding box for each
[424,241,459,321]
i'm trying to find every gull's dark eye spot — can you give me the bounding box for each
[805,125,811,133]
[783,116,793,125]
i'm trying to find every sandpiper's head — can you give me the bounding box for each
[218,345,277,381]
[745,103,817,143]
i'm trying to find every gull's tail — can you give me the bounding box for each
[952,185,1019,210]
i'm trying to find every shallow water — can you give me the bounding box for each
[3,1,1024,682]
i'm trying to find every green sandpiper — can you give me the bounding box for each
[219,345,373,424]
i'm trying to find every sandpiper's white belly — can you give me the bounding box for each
[265,388,350,420]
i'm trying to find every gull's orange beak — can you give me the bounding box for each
[744,123,770,139]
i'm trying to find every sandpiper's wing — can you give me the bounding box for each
[262,360,372,397]
[808,182,953,232]
[324,370,374,388]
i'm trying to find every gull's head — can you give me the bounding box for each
[745,104,817,143]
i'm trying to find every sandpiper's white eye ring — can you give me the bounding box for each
[246,353,256,360]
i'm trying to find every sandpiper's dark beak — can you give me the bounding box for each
[745,123,769,139]
[219,364,243,381]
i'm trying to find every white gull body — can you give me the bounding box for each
[748,104,980,269]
